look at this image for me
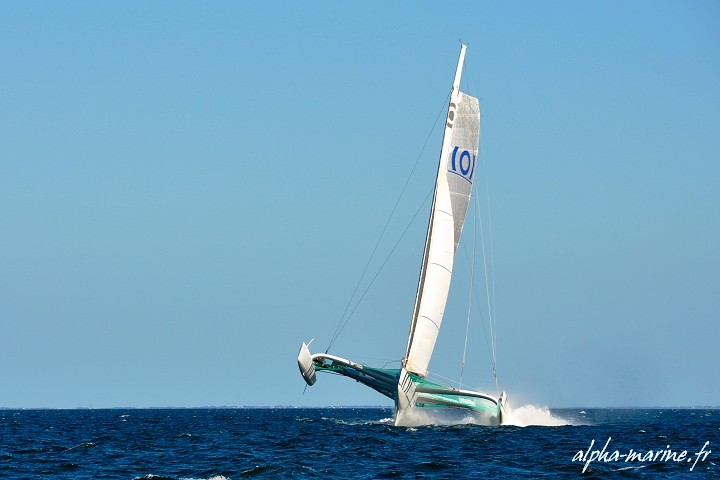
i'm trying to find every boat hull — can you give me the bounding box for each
[298,346,506,426]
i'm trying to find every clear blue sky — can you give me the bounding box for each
[1,1,718,408]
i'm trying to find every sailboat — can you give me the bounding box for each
[297,44,507,427]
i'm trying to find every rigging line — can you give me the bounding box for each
[349,355,402,363]
[484,153,498,354]
[464,59,501,394]
[325,92,451,353]
[464,56,497,372]
[459,185,477,390]
[459,204,494,375]
[486,183,500,395]
[476,181,497,383]
[426,369,464,389]
[328,187,434,351]
[381,359,403,369]
[478,126,499,394]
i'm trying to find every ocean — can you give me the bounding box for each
[1,407,717,479]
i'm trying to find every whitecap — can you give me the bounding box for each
[616,465,646,471]
[180,476,231,480]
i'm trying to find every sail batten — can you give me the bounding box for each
[405,45,480,377]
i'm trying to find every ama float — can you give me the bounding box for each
[298,44,507,427]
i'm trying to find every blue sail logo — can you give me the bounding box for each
[449,146,476,183]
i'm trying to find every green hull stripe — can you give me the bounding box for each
[315,363,499,414]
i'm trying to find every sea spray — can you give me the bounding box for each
[395,407,500,427]
[504,404,571,427]
[392,402,571,427]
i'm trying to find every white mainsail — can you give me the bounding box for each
[404,44,480,377]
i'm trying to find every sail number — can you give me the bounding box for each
[449,146,476,183]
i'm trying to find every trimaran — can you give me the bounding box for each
[298,44,507,426]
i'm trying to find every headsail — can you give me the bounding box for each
[404,44,480,377]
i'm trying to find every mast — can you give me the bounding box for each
[452,43,467,95]
[403,43,479,377]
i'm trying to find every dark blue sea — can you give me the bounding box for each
[1,407,717,479]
